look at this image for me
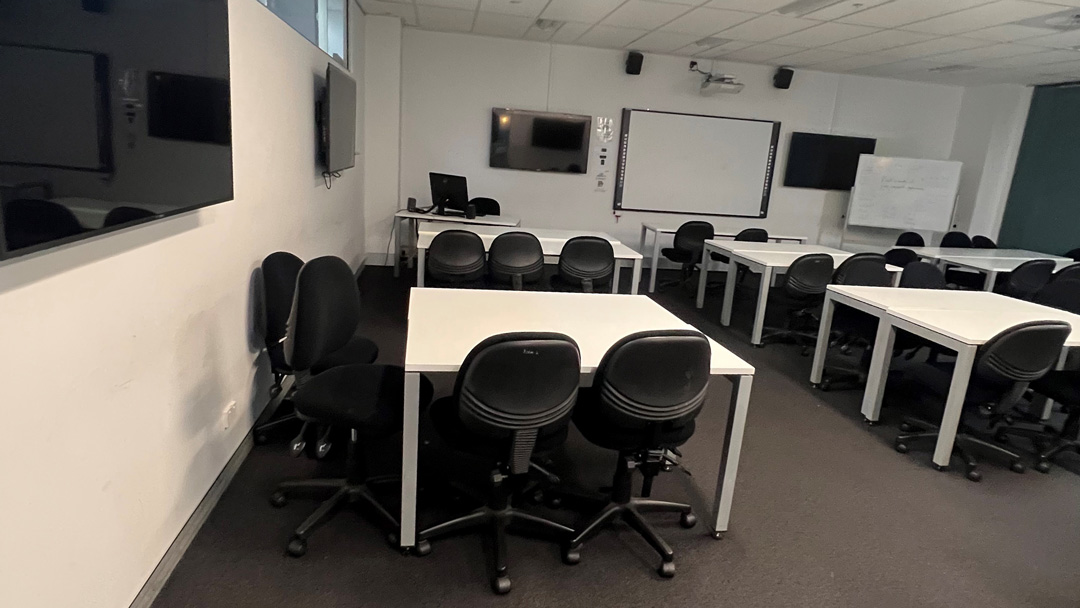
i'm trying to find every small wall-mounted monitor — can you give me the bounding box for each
[783,132,877,191]
[490,108,591,174]
[319,62,356,173]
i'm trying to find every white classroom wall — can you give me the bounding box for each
[0,2,367,607]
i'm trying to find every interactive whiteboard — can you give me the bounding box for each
[847,155,962,232]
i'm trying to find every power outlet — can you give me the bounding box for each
[222,400,238,430]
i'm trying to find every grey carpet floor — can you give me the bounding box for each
[150,267,1080,608]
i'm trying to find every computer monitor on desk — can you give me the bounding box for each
[429,173,469,216]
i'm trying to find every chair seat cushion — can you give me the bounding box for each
[293,364,432,437]
[572,392,696,452]
[428,396,569,459]
[661,248,694,264]
[1032,371,1080,407]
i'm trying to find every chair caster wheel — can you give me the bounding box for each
[413,540,431,556]
[710,531,723,540]
[894,443,909,454]
[899,423,914,432]
[965,469,982,482]
[819,382,831,393]
[255,433,269,445]
[492,575,512,594]
[286,538,307,557]
[545,496,563,509]
[1035,460,1051,474]
[680,512,697,529]
[1010,461,1025,474]
[270,491,287,508]
[658,561,676,578]
[562,547,581,565]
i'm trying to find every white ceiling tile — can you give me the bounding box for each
[773,47,853,66]
[523,26,556,41]
[1036,59,1080,74]
[851,58,951,76]
[927,43,1045,64]
[416,0,479,10]
[479,0,549,18]
[550,22,592,43]
[540,0,626,23]
[964,23,1061,42]
[693,40,754,57]
[472,12,533,37]
[716,14,818,42]
[602,0,693,29]
[702,0,792,12]
[660,7,756,35]
[1026,28,1080,49]
[630,31,703,52]
[577,25,651,49]
[719,42,806,62]
[360,0,419,25]
[976,48,1080,67]
[768,22,880,47]
[901,1,1065,36]
[416,5,476,30]
[839,0,990,28]
[798,0,893,21]
[811,53,900,71]
[823,29,937,53]
[875,36,995,60]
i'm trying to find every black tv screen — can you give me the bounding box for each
[321,63,356,173]
[490,109,591,174]
[783,132,876,190]
[0,0,232,260]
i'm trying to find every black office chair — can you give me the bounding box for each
[418,333,581,594]
[996,259,1056,301]
[1052,263,1080,283]
[269,256,434,556]
[885,247,919,268]
[971,235,997,248]
[896,232,925,247]
[710,227,768,264]
[894,320,1071,481]
[1034,279,1080,314]
[1066,248,1080,262]
[659,221,713,290]
[833,253,893,287]
[2,198,84,251]
[550,236,614,293]
[426,230,487,288]
[102,206,155,227]
[899,261,948,289]
[817,254,893,391]
[940,231,972,248]
[254,252,380,452]
[759,253,834,350]
[469,197,500,216]
[488,231,545,290]
[565,330,710,578]
[996,371,1080,473]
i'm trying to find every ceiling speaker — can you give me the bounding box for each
[773,66,794,90]
[626,51,643,75]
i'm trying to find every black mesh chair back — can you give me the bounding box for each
[784,253,834,298]
[284,256,361,372]
[3,198,84,250]
[975,321,1071,389]
[1053,263,1080,283]
[940,231,972,248]
[1067,248,1080,262]
[427,230,487,284]
[885,248,919,268]
[454,332,581,473]
[488,231,545,289]
[262,252,305,370]
[672,221,714,258]
[735,228,769,242]
[833,253,892,287]
[103,206,155,227]
[1035,279,1080,314]
[971,235,997,248]
[899,261,947,289]
[469,197,500,216]
[896,232,924,247]
[557,236,614,293]
[999,259,1056,300]
[592,330,711,433]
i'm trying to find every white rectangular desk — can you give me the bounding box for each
[809,286,1079,469]
[846,244,1066,261]
[639,223,807,293]
[391,210,521,277]
[414,224,643,294]
[400,289,756,549]
[934,255,1074,291]
[696,241,851,309]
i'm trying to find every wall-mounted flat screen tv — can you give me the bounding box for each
[0,0,232,260]
[783,132,876,191]
[320,62,356,173]
[490,109,591,174]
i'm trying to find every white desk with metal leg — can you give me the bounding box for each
[695,242,851,309]
[639,223,807,293]
[933,255,1073,291]
[399,289,755,550]
[391,210,521,277]
[414,224,643,293]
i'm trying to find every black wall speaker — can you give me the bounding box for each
[465,204,477,220]
[626,51,643,75]
[773,67,794,89]
[406,197,417,212]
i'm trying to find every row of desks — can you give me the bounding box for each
[847,244,1074,290]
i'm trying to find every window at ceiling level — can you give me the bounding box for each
[256,0,348,67]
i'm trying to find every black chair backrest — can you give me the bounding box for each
[469,197,500,216]
[940,231,972,248]
[3,198,84,250]
[284,256,361,372]
[1052,263,1080,283]
[735,228,769,242]
[592,330,711,433]
[427,230,487,283]
[262,251,305,351]
[896,232,925,247]
[1066,248,1080,262]
[558,236,614,293]
[454,332,581,473]
[885,248,919,268]
[975,321,1071,388]
[489,231,545,289]
[673,221,714,257]
[899,261,947,289]
[971,235,997,248]
[103,206,155,227]
[1034,279,1080,315]
[784,253,834,298]
[1000,259,1056,300]
[833,253,892,287]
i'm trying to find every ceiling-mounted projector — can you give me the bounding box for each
[689,61,743,95]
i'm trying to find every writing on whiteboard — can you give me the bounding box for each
[847,155,962,232]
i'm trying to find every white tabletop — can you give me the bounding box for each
[828,286,1049,311]
[707,240,847,255]
[845,244,1067,261]
[415,224,640,260]
[645,223,805,242]
[935,255,1074,272]
[395,209,521,227]
[888,306,1080,347]
[405,288,753,375]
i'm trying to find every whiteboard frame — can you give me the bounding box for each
[612,108,781,218]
